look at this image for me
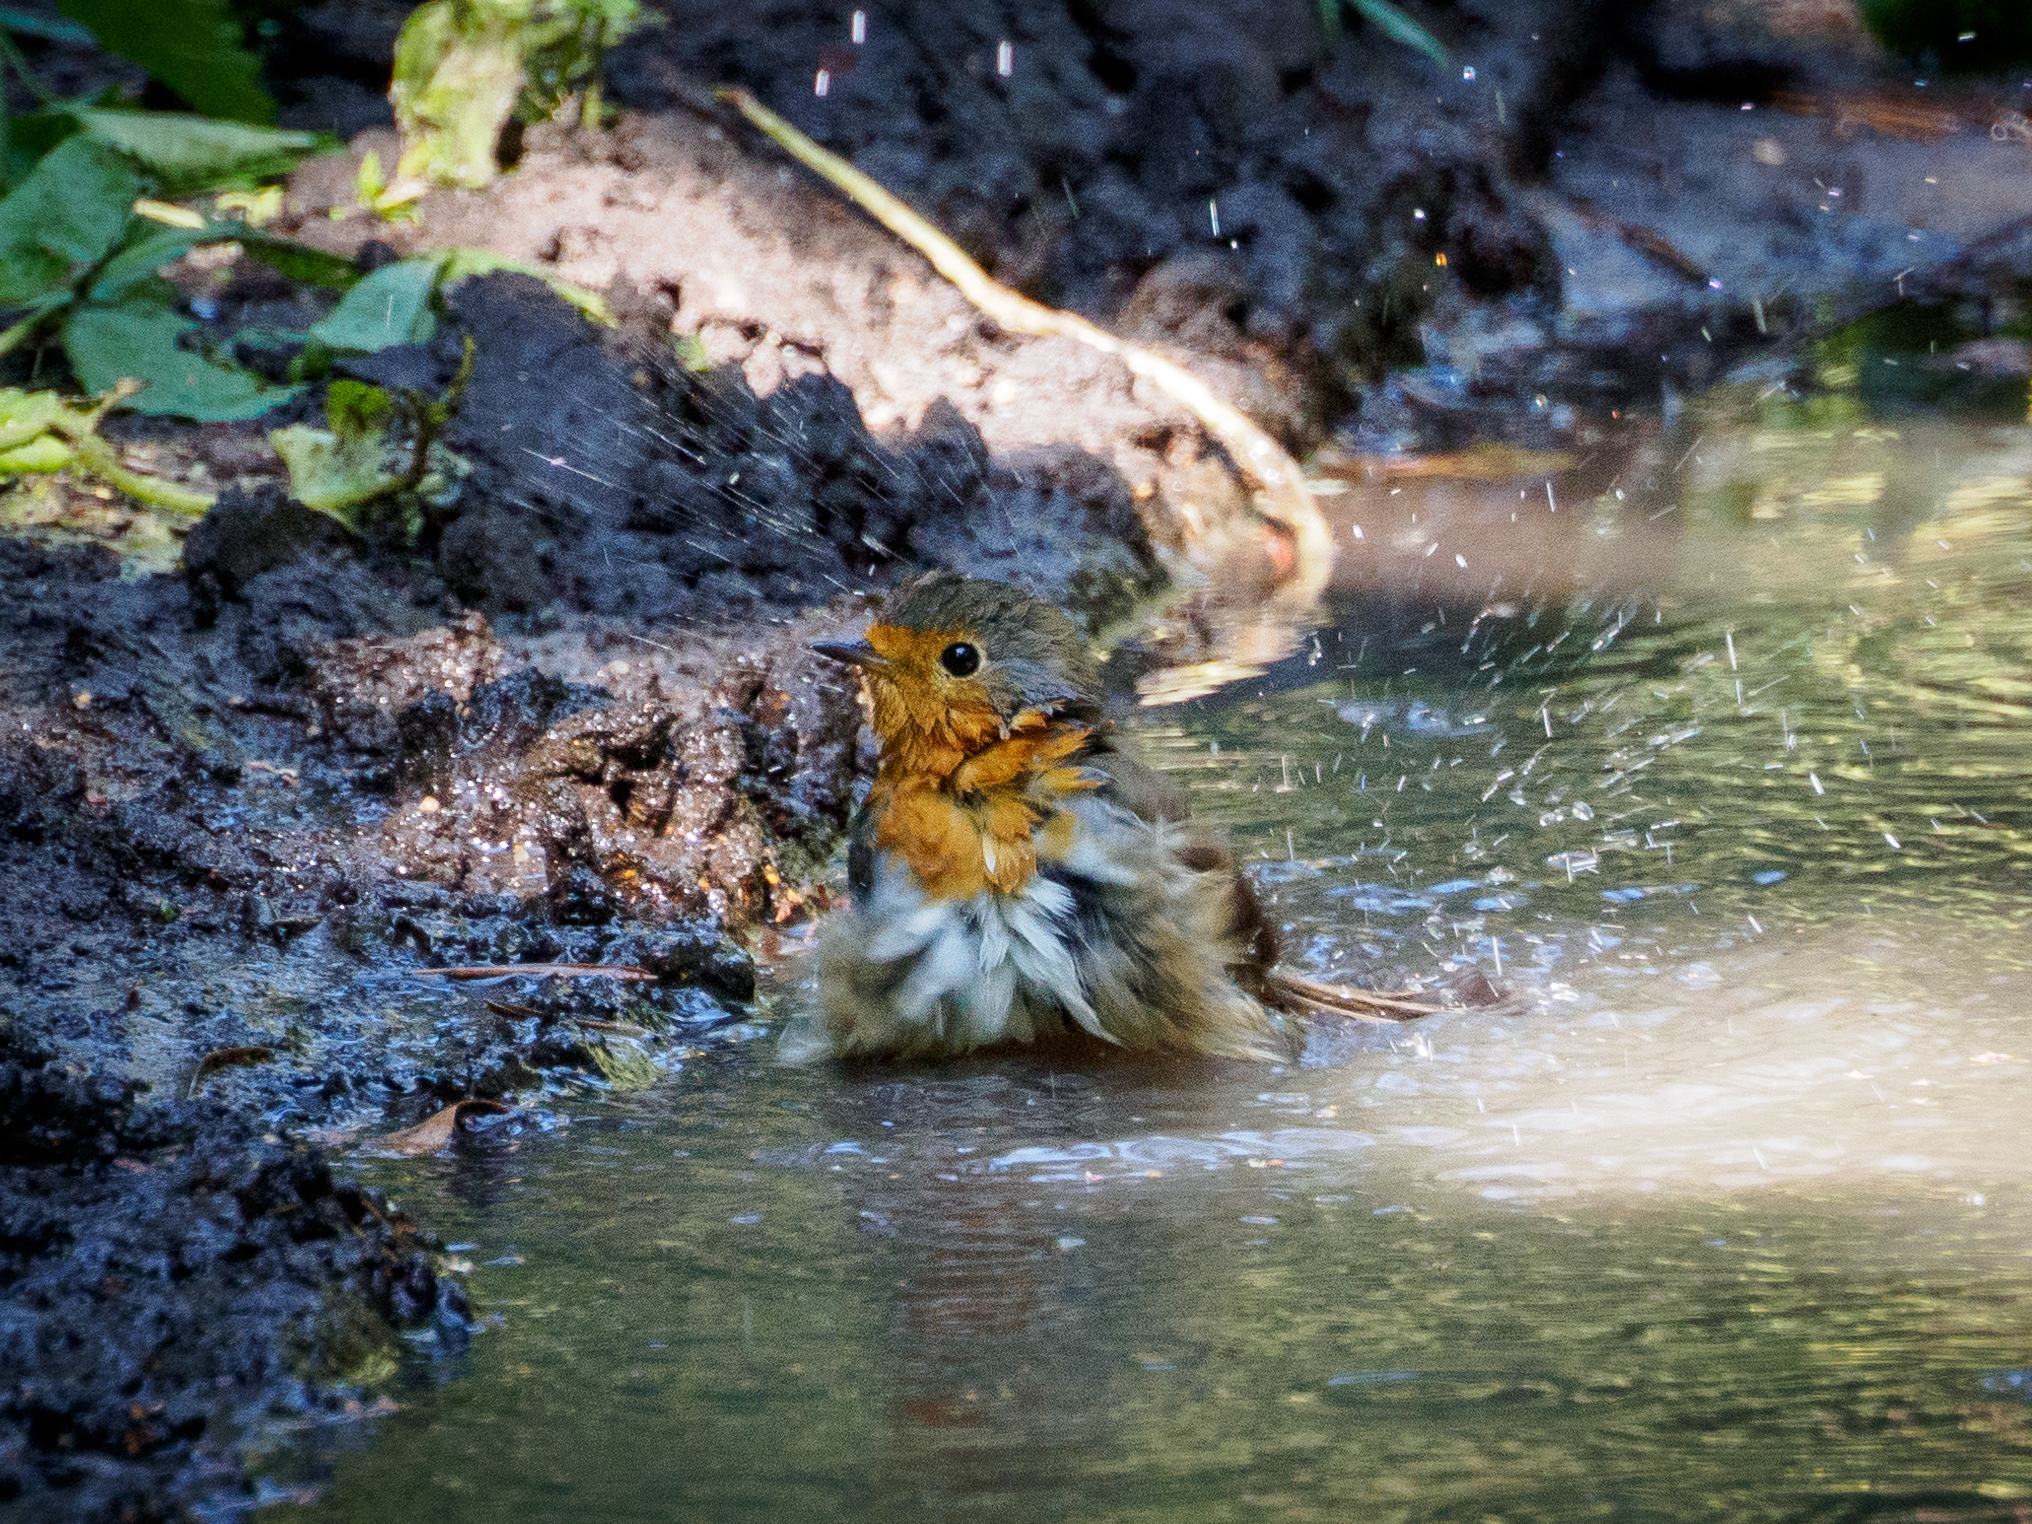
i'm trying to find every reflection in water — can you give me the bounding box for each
[267,400,2032,1521]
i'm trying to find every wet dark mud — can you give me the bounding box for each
[3,178,1194,1510]
[15,0,2032,1517]
[0,1022,452,1523]
[612,0,1595,426]
[581,0,2032,449]
[0,511,865,1516]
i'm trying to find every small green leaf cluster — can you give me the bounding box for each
[0,1,621,538]
[0,118,612,541]
[0,382,212,514]
[387,0,658,199]
[0,116,327,422]
[0,108,611,406]
[0,110,327,430]
[271,343,476,539]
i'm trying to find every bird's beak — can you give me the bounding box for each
[811,640,885,669]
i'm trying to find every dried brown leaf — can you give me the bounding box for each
[370,1098,510,1157]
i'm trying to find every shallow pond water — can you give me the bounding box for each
[263,396,2032,1521]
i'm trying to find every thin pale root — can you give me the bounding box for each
[715,85,1333,610]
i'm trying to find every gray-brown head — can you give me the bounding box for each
[813,573,1101,765]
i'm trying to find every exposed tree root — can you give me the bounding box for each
[715,85,1335,612]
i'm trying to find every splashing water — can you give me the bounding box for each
[263,401,2032,1520]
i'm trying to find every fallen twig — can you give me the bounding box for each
[1562,195,1709,288]
[715,85,1334,610]
[1771,90,1964,145]
[413,963,657,982]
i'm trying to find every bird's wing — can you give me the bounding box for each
[1074,736,1189,824]
[846,800,877,904]
[1073,736,1463,1028]
[1074,734,1280,977]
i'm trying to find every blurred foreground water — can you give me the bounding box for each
[263,390,2032,1522]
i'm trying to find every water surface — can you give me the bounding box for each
[265,396,2032,1521]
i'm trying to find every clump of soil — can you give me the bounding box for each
[424,273,1167,630]
[0,1024,451,1521]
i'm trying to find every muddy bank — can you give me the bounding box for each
[1,126,1210,1497]
[0,514,862,1515]
[0,245,1184,1518]
[1,1023,450,1521]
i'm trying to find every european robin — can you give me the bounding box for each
[803,572,1437,1060]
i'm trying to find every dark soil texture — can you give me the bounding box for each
[0,1023,453,1521]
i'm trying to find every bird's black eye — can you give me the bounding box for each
[939,641,982,677]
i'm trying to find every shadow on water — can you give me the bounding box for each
[261,388,2032,1521]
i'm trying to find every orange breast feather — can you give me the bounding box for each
[871,723,1096,900]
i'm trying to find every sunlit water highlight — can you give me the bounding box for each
[265,401,2032,1521]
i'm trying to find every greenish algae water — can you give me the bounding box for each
[262,396,2032,1522]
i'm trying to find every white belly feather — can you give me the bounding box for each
[802,793,1271,1059]
[857,853,1110,1046]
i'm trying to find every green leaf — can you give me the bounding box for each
[88,221,357,313]
[0,386,71,450]
[68,110,321,193]
[438,247,615,326]
[1349,0,1451,67]
[54,0,274,124]
[270,380,408,526]
[269,421,405,525]
[0,433,73,473]
[88,225,208,303]
[0,290,77,360]
[517,0,656,122]
[3,111,82,193]
[64,296,302,421]
[327,379,396,437]
[670,332,710,372]
[0,135,138,305]
[308,256,445,353]
[391,0,526,191]
[238,234,360,292]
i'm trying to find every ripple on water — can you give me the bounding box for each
[269,407,2032,1523]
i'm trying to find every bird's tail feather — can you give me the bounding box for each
[1264,970,1444,1024]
